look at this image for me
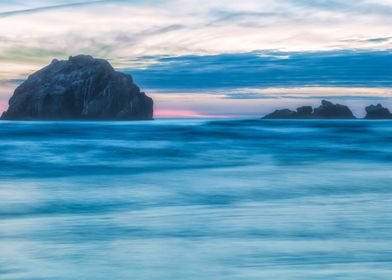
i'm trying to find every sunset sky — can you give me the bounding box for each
[1,0,392,117]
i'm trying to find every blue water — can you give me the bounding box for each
[1,119,392,279]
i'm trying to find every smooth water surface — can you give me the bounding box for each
[1,119,392,279]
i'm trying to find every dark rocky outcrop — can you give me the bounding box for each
[312,100,355,119]
[263,100,355,119]
[262,109,298,119]
[1,55,153,120]
[365,104,392,119]
[296,106,313,118]
[263,106,314,119]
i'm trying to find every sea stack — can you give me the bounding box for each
[263,100,355,119]
[364,104,392,119]
[312,100,355,119]
[1,55,153,120]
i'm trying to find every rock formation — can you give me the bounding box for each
[262,109,299,119]
[296,106,313,118]
[365,104,392,119]
[312,100,355,119]
[263,100,355,119]
[1,55,153,120]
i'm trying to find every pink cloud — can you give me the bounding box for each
[0,100,7,114]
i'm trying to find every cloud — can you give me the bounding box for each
[0,1,113,17]
[365,37,392,43]
[1,0,392,80]
[0,80,18,113]
[125,50,392,90]
[223,87,392,100]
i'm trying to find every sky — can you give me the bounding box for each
[1,0,392,118]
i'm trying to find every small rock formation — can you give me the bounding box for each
[365,104,392,119]
[296,106,313,118]
[1,55,153,120]
[263,100,356,119]
[262,109,299,119]
[312,100,355,119]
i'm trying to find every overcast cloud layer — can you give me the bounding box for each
[2,0,392,75]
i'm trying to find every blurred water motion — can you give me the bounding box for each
[1,119,392,279]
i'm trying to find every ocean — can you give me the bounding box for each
[1,119,392,279]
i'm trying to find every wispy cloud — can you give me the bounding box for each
[223,87,392,100]
[0,1,114,17]
[365,37,392,43]
[126,50,392,90]
[1,0,392,78]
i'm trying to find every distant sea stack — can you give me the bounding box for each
[365,104,392,119]
[1,55,153,120]
[263,100,355,119]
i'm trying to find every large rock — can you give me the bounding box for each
[263,100,355,119]
[365,104,392,119]
[1,55,153,120]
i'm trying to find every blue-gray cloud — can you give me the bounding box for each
[365,37,392,43]
[224,93,392,101]
[283,0,392,15]
[124,50,392,90]
[0,0,159,17]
